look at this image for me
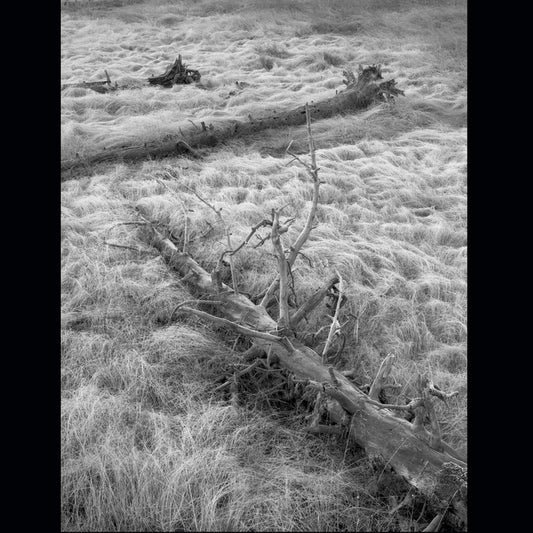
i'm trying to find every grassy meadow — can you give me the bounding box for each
[61,0,467,530]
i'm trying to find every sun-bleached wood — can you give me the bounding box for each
[138,221,466,526]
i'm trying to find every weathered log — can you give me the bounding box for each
[60,65,403,175]
[61,56,201,94]
[137,220,466,527]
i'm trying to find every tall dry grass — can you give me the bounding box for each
[62,0,466,530]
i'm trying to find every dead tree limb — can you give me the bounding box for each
[138,221,466,526]
[133,97,465,525]
[179,183,238,294]
[62,55,200,94]
[321,270,344,362]
[176,305,282,343]
[260,102,322,307]
[271,209,290,329]
[61,65,403,175]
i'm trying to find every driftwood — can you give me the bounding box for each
[61,64,403,175]
[139,221,467,523]
[61,55,200,93]
[132,103,466,529]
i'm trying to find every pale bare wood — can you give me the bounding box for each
[261,102,322,308]
[321,270,344,362]
[424,389,443,452]
[271,209,290,328]
[139,222,467,525]
[286,102,321,267]
[428,379,459,404]
[176,306,282,343]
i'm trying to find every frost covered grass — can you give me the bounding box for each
[62,0,466,530]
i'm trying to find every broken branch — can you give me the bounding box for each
[271,209,290,329]
[321,270,344,362]
[177,305,282,342]
[261,103,322,308]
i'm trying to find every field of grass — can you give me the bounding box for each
[61,0,467,530]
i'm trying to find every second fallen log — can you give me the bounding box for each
[61,64,403,174]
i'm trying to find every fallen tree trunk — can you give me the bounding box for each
[130,102,465,528]
[137,220,467,527]
[60,64,403,175]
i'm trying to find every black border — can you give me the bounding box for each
[10,0,513,530]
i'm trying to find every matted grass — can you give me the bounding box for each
[62,0,467,530]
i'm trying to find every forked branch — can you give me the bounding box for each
[271,209,290,329]
[260,102,321,308]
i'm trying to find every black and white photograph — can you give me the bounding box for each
[61,1,467,530]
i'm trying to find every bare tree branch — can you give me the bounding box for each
[228,219,272,257]
[271,209,290,328]
[287,102,321,265]
[423,388,443,452]
[321,270,344,362]
[428,380,459,404]
[103,241,159,255]
[260,102,321,308]
[180,183,239,293]
[177,305,282,342]
[170,299,224,321]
